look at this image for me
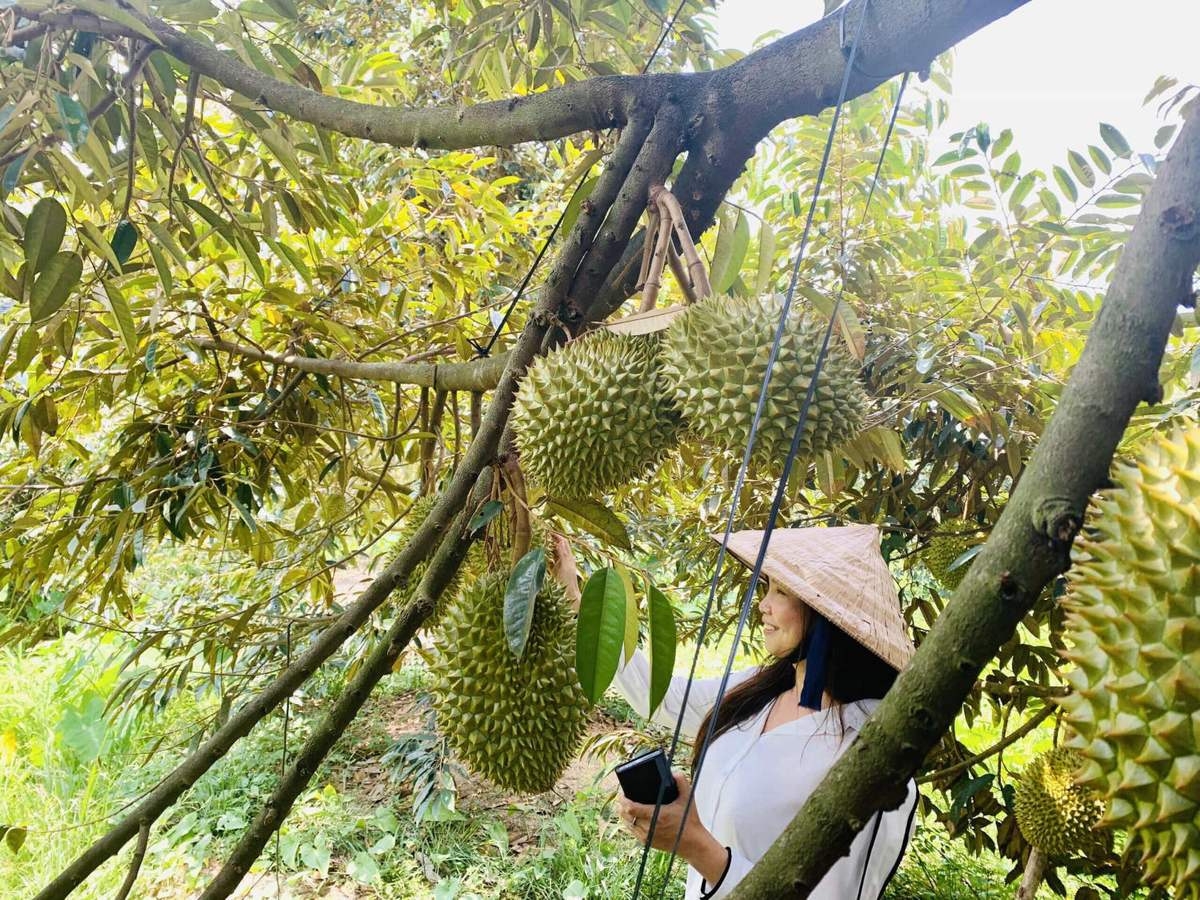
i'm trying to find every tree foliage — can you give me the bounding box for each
[1,0,1198,896]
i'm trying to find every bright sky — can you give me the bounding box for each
[715,1,1200,170]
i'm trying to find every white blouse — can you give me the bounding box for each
[612,649,917,900]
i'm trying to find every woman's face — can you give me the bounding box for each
[758,576,810,659]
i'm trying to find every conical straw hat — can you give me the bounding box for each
[714,525,915,671]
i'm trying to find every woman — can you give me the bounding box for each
[553,524,918,900]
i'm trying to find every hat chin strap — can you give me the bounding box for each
[789,614,831,711]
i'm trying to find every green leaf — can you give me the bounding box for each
[1067,150,1095,188]
[989,128,1013,159]
[468,499,502,534]
[710,208,750,295]
[55,95,91,149]
[574,567,626,704]
[103,283,138,357]
[366,389,388,432]
[1088,145,1112,175]
[561,176,597,236]
[1052,165,1077,203]
[23,197,67,275]
[545,496,631,551]
[111,220,138,268]
[1038,189,1061,218]
[1,153,27,201]
[1009,173,1036,211]
[754,223,776,295]
[29,252,82,321]
[646,584,677,716]
[1099,123,1131,158]
[503,548,546,660]
[616,564,638,662]
[4,826,26,855]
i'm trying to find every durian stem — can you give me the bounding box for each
[918,704,1054,784]
[1015,848,1047,900]
[639,200,674,311]
[637,202,661,298]
[503,456,533,564]
[655,185,712,301]
[667,242,700,305]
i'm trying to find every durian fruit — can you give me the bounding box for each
[511,331,680,499]
[1059,424,1200,898]
[1014,747,1104,856]
[923,522,977,590]
[430,572,589,793]
[658,295,866,465]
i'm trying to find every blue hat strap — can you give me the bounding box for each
[798,614,832,711]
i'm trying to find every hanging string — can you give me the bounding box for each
[624,5,915,898]
[642,0,691,75]
[474,2,692,358]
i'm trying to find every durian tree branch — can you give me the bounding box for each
[34,104,660,900]
[192,336,511,391]
[726,107,1200,900]
[918,703,1055,785]
[1015,848,1048,900]
[196,109,685,900]
[15,0,1027,154]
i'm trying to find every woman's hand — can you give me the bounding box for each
[616,773,727,882]
[548,532,582,610]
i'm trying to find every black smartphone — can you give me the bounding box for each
[615,748,679,805]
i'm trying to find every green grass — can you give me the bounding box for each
[0,637,141,898]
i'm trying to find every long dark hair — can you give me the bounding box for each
[691,615,897,771]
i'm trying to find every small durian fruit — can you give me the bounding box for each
[511,331,680,499]
[1059,424,1200,899]
[659,295,866,466]
[923,521,977,590]
[1014,747,1104,856]
[430,572,589,794]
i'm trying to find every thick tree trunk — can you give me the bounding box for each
[727,108,1200,899]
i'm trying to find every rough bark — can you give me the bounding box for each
[17,1,1028,155]
[726,108,1200,900]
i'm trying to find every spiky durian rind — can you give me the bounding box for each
[512,331,680,499]
[924,521,977,590]
[658,295,867,466]
[1060,424,1200,898]
[1014,747,1104,856]
[429,572,589,794]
